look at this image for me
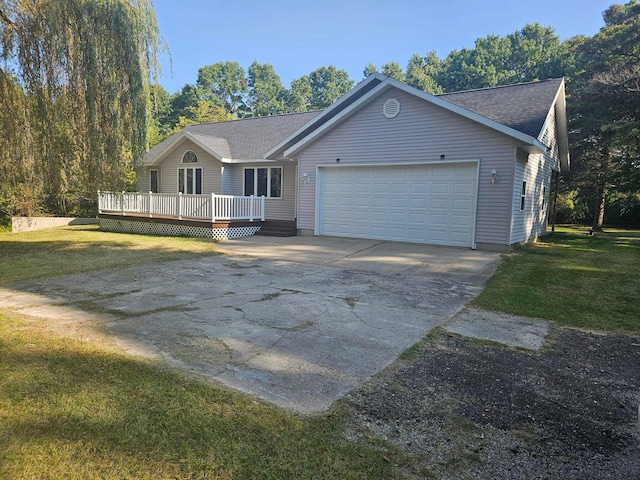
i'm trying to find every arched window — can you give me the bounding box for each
[178,150,202,194]
[182,150,198,163]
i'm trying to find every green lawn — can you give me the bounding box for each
[1,224,638,479]
[0,225,220,285]
[0,226,395,479]
[472,225,640,334]
[0,314,392,479]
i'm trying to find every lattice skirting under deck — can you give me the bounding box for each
[99,218,261,240]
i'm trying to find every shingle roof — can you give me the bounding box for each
[186,133,231,159]
[437,78,563,138]
[146,110,321,163]
[146,77,564,165]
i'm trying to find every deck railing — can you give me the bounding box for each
[98,191,265,222]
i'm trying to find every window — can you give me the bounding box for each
[541,186,546,211]
[178,167,202,194]
[520,181,527,211]
[244,167,282,198]
[182,150,198,163]
[150,169,159,193]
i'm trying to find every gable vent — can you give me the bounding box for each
[383,98,401,119]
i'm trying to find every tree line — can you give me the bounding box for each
[149,23,569,143]
[1,1,638,229]
[150,4,640,230]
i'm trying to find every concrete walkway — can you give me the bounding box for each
[0,236,503,413]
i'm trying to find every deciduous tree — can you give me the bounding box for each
[307,65,354,110]
[405,52,443,94]
[247,61,286,116]
[0,0,162,220]
[196,61,248,116]
[381,61,404,81]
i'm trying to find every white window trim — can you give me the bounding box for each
[182,150,198,164]
[177,166,203,194]
[149,168,159,193]
[243,166,283,199]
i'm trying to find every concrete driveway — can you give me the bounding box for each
[0,236,500,413]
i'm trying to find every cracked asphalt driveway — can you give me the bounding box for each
[0,236,500,413]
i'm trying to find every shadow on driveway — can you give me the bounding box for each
[0,237,500,413]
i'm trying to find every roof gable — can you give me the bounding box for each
[273,75,569,171]
[145,110,321,165]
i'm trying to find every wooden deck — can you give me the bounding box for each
[98,213,297,239]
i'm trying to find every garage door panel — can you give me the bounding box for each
[429,213,448,226]
[317,163,477,247]
[430,229,447,241]
[408,213,426,223]
[452,214,472,226]
[454,182,474,194]
[453,198,472,210]
[410,184,427,194]
[432,183,450,194]
[430,198,449,210]
[450,230,471,243]
[410,198,427,209]
[390,197,407,208]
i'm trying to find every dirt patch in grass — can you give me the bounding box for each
[344,328,640,479]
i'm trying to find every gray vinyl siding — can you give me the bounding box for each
[221,164,234,195]
[229,161,297,221]
[296,87,518,246]
[508,105,558,244]
[138,140,221,194]
[137,167,150,193]
[509,152,553,244]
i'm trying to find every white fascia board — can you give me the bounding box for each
[555,82,570,171]
[181,132,225,162]
[147,131,227,165]
[227,158,276,164]
[146,132,188,165]
[265,73,387,159]
[535,78,570,171]
[284,76,544,158]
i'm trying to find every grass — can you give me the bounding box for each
[0,225,220,285]
[0,314,391,479]
[472,225,640,334]
[0,226,395,479]
[1,224,638,478]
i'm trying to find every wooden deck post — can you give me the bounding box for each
[177,192,182,220]
[121,191,126,216]
[211,192,216,222]
[97,190,102,214]
[261,195,265,221]
[249,195,254,222]
[148,191,153,218]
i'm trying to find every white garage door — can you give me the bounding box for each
[317,162,477,247]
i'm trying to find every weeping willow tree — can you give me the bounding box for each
[0,0,161,219]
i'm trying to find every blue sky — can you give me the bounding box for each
[153,0,614,94]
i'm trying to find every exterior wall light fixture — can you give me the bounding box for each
[490,169,499,185]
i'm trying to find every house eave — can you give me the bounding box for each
[265,73,386,159]
[535,77,570,172]
[225,158,278,164]
[145,131,228,166]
